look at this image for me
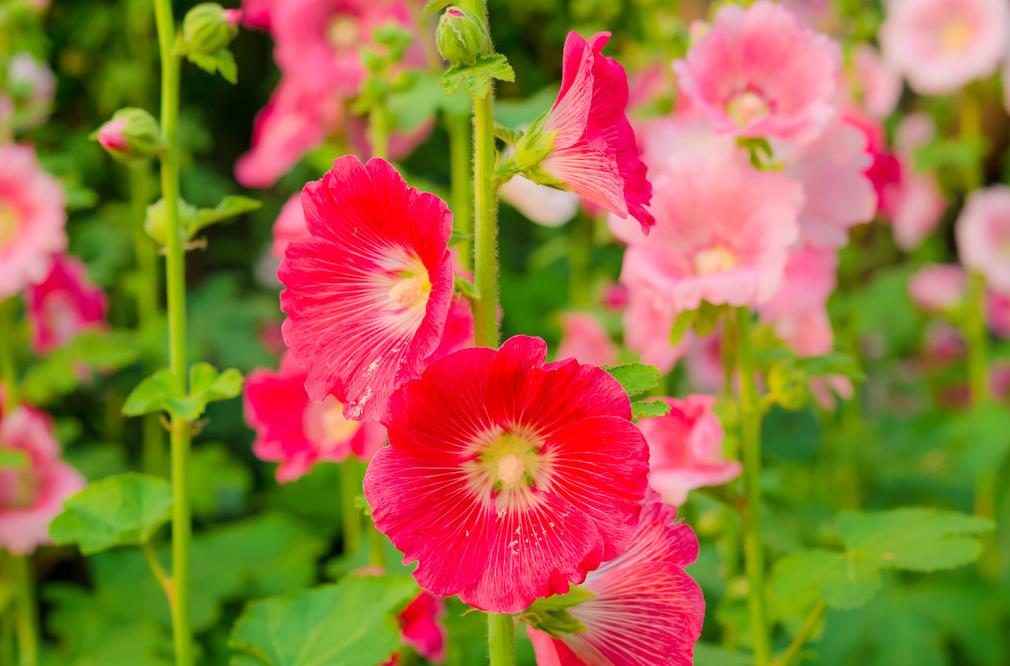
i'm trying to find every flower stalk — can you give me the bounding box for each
[735,307,770,665]
[471,91,499,348]
[11,555,37,666]
[487,613,516,666]
[448,111,473,272]
[151,0,193,661]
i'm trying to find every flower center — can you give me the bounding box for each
[305,395,362,450]
[938,18,972,53]
[0,202,20,246]
[496,454,525,487]
[726,91,770,127]
[694,244,738,275]
[388,269,432,310]
[327,15,359,50]
[464,428,549,510]
[0,464,37,510]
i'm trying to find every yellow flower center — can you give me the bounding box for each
[694,244,738,275]
[388,268,432,310]
[938,18,972,53]
[496,454,526,487]
[327,15,359,50]
[726,91,770,127]
[0,202,20,246]
[464,428,550,512]
[305,395,362,450]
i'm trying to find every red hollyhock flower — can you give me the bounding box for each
[279,156,454,422]
[541,32,654,234]
[364,335,649,614]
[26,254,107,354]
[526,501,705,666]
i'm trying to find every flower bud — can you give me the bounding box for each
[436,6,491,66]
[768,362,809,411]
[94,107,163,163]
[182,3,239,55]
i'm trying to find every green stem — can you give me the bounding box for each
[11,555,37,666]
[340,460,363,555]
[369,107,389,161]
[568,212,592,309]
[773,602,825,666]
[959,88,983,192]
[486,614,516,666]
[152,0,192,663]
[471,92,499,347]
[735,307,771,665]
[368,522,385,569]
[720,316,740,649]
[0,298,18,412]
[448,111,473,273]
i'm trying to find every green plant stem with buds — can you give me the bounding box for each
[487,613,516,666]
[152,0,193,662]
[736,307,771,665]
[368,106,390,164]
[472,91,499,348]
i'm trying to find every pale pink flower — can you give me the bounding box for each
[640,395,739,505]
[908,264,966,313]
[0,144,67,298]
[615,140,803,314]
[540,31,654,233]
[673,1,841,142]
[499,175,579,227]
[881,0,1010,94]
[892,171,947,250]
[850,44,902,119]
[26,255,107,354]
[557,312,617,366]
[0,406,85,555]
[686,332,725,393]
[8,52,56,130]
[760,246,838,357]
[622,281,689,373]
[270,194,308,260]
[956,186,1010,293]
[782,119,877,248]
[987,290,1010,337]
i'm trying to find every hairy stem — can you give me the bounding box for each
[448,111,474,273]
[471,92,499,347]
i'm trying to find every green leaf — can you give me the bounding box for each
[694,644,753,666]
[49,473,172,554]
[229,576,418,666]
[800,353,865,382]
[189,195,262,237]
[184,362,244,415]
[0,447,29,470]
[631,399,671,420]
[122,363,243,421]
[441,53,515,98]
[23,331,141,405]
[603,363,662,398]
[771,549,880,620]
[187,48,237,83]
[838,508,992,573]
[122,369,181,417]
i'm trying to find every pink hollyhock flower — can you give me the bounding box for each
[891,171,947,250]
[956,186,1010,293]
[538,31,654,234]
[842,110,903,218]
[0,144,67,298]
[398,592,447,663]
[850,44,902,119]
[526,501,704,665]
[244,355,388,482]
[270,194,308,260]
[987,290,1010,337]
[26,255,107,354]
[923,322,965,363]
[364,335,650,614]
[880,0,1010,95]
[673,1,841,142]
[639,395,739,505]
[499,175,579,227]
[686,332,725,393]
[782,120,877,248]
[760,246,838,357]
[908,264,966,313]
[240,0,275,31]
[235,78,344,188]
[557,312,617,367]
[622,282,689,373]
[615,141,803,314]
[279,156,454,422]
[0,406,85,555]
[8,52,56,130]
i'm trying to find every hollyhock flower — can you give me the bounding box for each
[244,355,388,482]
[638,395,739,505]
[672,1,841,142]
[850,44,902,119]
[760,246,838,357]
[686,332,724,393]
[880,0,1010,95]
[270,194,309,260]
[525,501,704,665]
[923,322,965,363]
[364,335,649,614]
[499,175,579,227]
[398,592,447,663]
[908,264,966,313]
[956,186,1010,293]
[7,52,56,130]
[623,283,688,373]
[614,141,803,314]
[891,171,947,250]
[236,78,344,188]
[782,120,877,248]
[535,31,654,234]
[987,290,1010,338]
[0,406,85,555]
[26,255,107,354]
[279,156,454,421]
[0,144,67,298]
[240,0,275,30]
[842,110,903,218]
[557,312,617,366]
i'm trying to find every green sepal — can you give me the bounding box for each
[441,53,515,98]
[522,585,596,637]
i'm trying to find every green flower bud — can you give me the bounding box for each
[182,3,239,56]
[94,107,163,163]
[768,362,809,411]
[436,6,491,66]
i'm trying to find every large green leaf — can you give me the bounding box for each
[122,362,243,421]
[229,576,417,666]
[49,473,172,554]
[602,363,662,398]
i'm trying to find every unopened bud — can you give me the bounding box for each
[436,6,491,66]
[768,362,808,411]
[182,3,239,55]
[94,107,163,163]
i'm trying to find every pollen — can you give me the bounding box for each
[388,273,432,309]
[0,203,19,246]
[497,454,525,487]
[694,244,738,275]
[938,19,972,53]
[726,91,771,127]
